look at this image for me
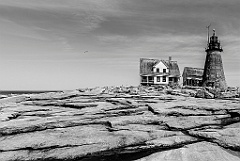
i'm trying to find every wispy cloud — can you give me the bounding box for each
[0,1,108,52]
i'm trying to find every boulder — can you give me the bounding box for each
[195,89,214,99]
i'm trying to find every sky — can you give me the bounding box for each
[0,0,239,90]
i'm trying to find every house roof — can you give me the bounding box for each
[182,67,204,78]
[140,58,180,76]
[140,58,159,75]
[162,60,180,77]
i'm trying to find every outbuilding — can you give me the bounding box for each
[182,67,203,86]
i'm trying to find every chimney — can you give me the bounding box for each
[169,56,172,63]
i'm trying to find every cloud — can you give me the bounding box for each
[0,1,110,52]
[90,0,240,37]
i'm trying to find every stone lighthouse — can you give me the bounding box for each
[202,29,227,91]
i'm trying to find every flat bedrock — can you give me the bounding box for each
[0,86,240,161]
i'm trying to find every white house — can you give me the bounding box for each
[140,57,180,86]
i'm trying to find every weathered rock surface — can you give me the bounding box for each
[0,86,240,161]
[136,141,240,161]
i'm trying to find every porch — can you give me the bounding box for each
[140,76,154,85]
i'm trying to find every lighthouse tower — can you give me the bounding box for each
[202,29,227,90]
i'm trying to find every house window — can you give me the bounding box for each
[174,77,178,82]
[157,76,160,82]
[148,76,154,82]
[163,69,166,73]
[142,76,147,82]
[169,77,172,82]
[163,76,166,82]
[156,68,159,73]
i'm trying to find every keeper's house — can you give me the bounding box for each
[140,57,180,86]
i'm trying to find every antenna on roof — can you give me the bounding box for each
[206,24,211,45]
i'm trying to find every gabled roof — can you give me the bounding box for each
[153,60,168,68]
[183,67,203,78]
[162,60,180,77]
[140,58,159,75]
[140,58,180,76]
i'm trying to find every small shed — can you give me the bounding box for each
[182,67,203,86]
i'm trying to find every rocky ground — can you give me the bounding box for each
[0,86,240,161]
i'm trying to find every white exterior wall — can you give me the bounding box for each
[153,61,169,73]
[153,61,169,85]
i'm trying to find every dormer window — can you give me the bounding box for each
[163,69,166,73]
[156,68,159,73]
